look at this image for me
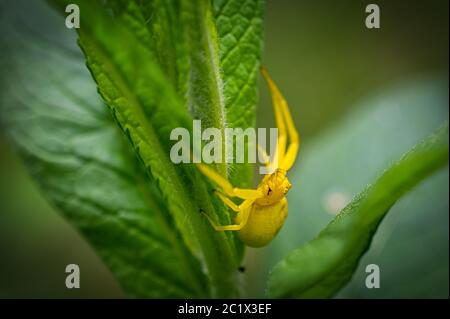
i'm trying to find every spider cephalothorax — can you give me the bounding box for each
[256,169,292,206]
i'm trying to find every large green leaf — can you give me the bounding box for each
[0,0,207,298]
[55,0,243,297]
[267,124,449,298]
[1,0,265,298]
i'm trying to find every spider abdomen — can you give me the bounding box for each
[236,198,288,247]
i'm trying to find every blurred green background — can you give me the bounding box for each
[0,0,448,298]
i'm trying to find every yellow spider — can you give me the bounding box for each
[196,66,299,247]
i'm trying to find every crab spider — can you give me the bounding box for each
[196,66,300,247]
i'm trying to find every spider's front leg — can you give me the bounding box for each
[215,191,241,212]
[196,163,262,199]
[196,163,261,231]
[201,198,254,231]
[260,66,300,171]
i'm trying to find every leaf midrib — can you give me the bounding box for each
[186,0,227,176]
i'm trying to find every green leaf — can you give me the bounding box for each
[182,0,226,144]
[1,0,265,298]
[0,0,207,298]
[64,0,265,295]
[266,124,449,298]
[180,0,264,260]
[63,0,245,297]
[3,0,262,297]
[213,0,265,188]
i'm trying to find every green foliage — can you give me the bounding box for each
[267,124,449,298]
[0,0,447,299]
[1,0,264,298]
[1,49,207,298]
[262,80,449,299]
[213,0,264,187]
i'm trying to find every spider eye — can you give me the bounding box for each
[267,187,272,196]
